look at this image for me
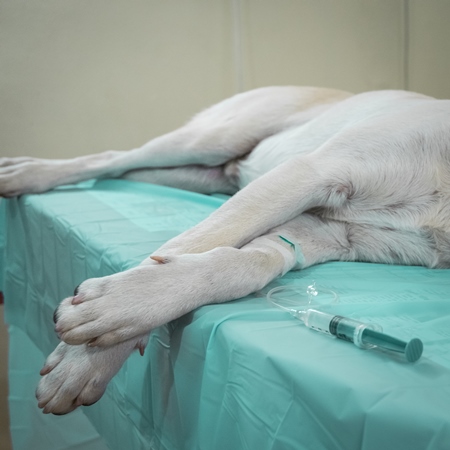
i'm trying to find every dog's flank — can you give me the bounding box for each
[1,86,449,414]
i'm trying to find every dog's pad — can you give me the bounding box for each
[2,180,450,450]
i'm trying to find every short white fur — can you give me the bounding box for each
[1,86,448,414]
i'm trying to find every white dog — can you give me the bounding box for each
[1,86,449,414]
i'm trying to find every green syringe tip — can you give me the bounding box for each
[405,338,423,363]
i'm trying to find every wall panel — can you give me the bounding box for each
[242,0,405,93]
[408,0,450,98]
[0,0,449,160]
[0,0,233,158]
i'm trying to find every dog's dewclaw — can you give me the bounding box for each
[150,255,169,264]
[71,295,84,305]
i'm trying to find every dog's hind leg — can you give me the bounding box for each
[0,86,350,196]
[120,164,239,194]
[268,214,447,269]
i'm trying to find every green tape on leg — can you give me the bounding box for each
[278,235,305,270]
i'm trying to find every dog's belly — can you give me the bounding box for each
[235,126,320,188]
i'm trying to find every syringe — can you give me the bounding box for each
[295,309,423,363]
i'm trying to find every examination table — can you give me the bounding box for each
[1,180,450,450]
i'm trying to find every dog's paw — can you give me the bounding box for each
[36,336,146,415]
[0,157,70,196]
[53,257,205,347]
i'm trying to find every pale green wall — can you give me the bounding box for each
[1,0,449,159]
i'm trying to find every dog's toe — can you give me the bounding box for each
[75,379,106,407]
[59,321,106,345]
[86,327,135,347]
[42,393,79,415]
[54,297,103,336]
[38,342,67,377]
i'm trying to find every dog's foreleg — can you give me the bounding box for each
[50,213,426,350]
[36,230,290,416]
[38,211,444,415]
[57,210,411,347]
[37,231,299,415]
[35,214,352,416]
[52,227,305,347]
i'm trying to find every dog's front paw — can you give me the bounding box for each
[52,258,193,346]
[36,337,145,415]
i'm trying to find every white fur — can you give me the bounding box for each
[2,86,449,414]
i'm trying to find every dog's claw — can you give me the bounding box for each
[71,295,84,305]
[40,365,52,376]
[137,342,146,356]
[150,255,170,264]
[53,307,59,324]
[87,338,98,347]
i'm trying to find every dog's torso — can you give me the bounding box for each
[237,91,450,236]
[3,86,450,414]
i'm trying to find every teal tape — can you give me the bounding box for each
[278,234,305,269]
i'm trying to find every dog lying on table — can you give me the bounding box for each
[1,86,449,414]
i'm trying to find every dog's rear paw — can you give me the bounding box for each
[36,337,143,414]
[0,157,69,196]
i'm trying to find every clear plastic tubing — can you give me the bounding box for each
[297,309,423,363]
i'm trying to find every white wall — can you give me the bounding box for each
[1,0,449,159]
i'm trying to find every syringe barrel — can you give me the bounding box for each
[301,309,335,336]
[302,309,380,349]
